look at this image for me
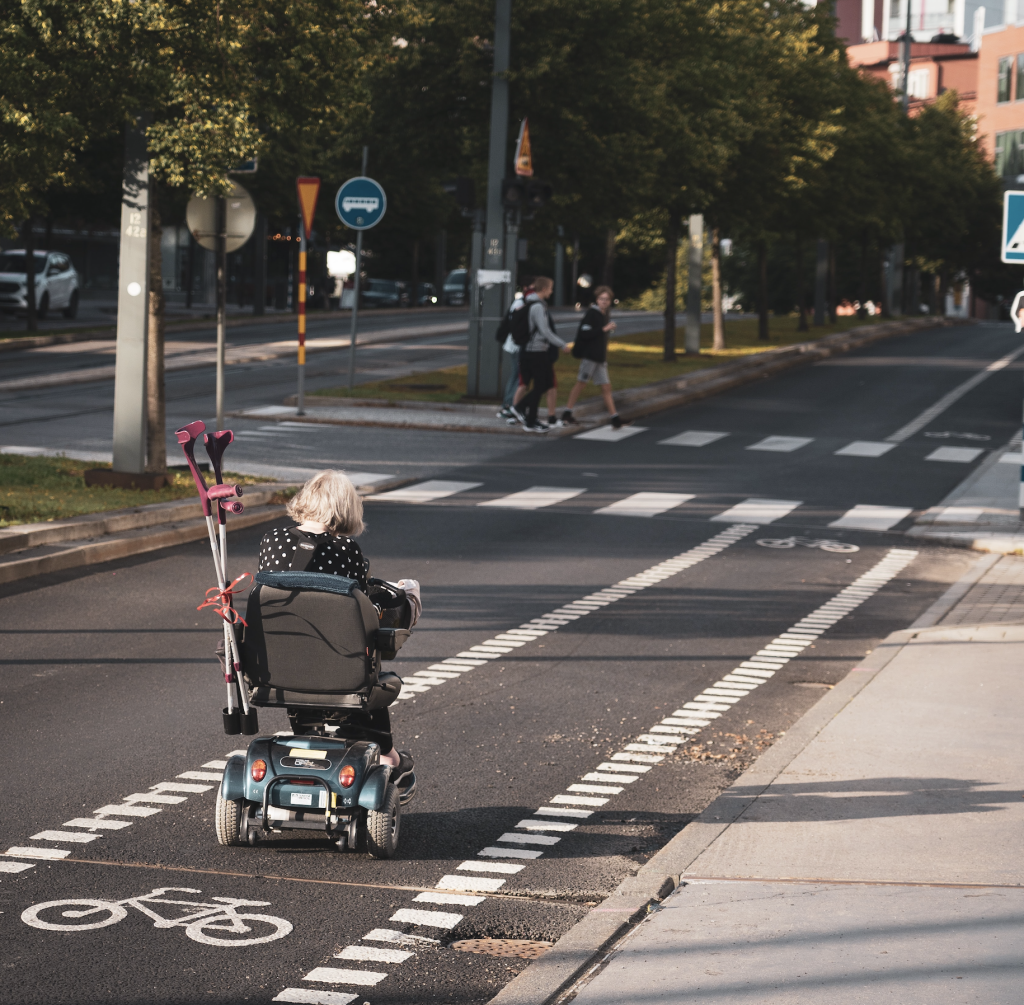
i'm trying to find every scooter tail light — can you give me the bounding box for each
[251,759,267,782]
[339,765,356,788]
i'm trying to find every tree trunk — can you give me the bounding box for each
[858,232,868,312]
[185,232,195,309]
[879,249,891,318]
[827,242,837,323]
[663,216,678,360]
[23,218,37,332]
[410,238,419,307]
[711,227,725,350]
[796,236,808,332]
[757,240,769,340]
[146,200,166,474]
[602,227,617,288]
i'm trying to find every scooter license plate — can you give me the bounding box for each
[290,792,313,806]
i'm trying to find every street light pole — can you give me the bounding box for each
[901,0,912,113]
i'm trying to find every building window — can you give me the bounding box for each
[1017,53,1024,101]
[998,56,1012,103]
[995,129,1024,180]
[907,68,930,98]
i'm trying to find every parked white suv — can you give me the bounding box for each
[0,250,80,319]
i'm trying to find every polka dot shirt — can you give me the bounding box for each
[258,526,369,589]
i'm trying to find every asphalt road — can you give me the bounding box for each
[1,319,1021,1004]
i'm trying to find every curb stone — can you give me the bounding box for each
[486,552,995,1005]
[0,474,411,587]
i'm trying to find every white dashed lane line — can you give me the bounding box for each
[276,547,919,1003]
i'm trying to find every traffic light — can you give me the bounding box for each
[501,178,553,217]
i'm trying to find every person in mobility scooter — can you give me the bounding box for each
[175,423,419,859]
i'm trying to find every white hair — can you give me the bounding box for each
[286,469,365,536]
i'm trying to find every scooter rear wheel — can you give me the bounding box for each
[215,793,244,846]
[366,783,401,859]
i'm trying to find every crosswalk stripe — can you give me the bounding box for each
[925,446,985,463]
[710,498,802,524]
[574,425,648,442]
[658,430,728,447]
[829,504,913,532]
[835,440,896,457]
[478,486,586,510]
[747,436,813,453]
[373,479,482,503]
[594,491,694,517]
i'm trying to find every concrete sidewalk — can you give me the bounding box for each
[565,558,1024,1004]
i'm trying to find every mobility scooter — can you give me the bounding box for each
[175,421,416,859]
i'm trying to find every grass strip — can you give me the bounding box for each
[311,315,882,406]
[0,454,274,529]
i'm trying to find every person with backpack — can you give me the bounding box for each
[496,286,533,420]
[511,276,569,432]
[561,284,621,428]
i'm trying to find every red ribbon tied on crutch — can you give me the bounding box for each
[197,572,252,626]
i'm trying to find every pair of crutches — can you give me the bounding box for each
[175,420,257,735]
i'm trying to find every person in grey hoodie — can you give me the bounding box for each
[511,276,570,431]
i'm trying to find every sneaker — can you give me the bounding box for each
[524,423,549,433]
[611,414,623,429]
[509,405,527,426]
[561,410,577,425]
[545,416,564,429]
[497,407,513,419]
[506,417,519,426]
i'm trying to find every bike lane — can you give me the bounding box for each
[0,501,977,1004]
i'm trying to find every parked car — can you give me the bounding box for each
[415,283,438,306]
[442,268,468,306]
[361,278,410,309]
[0,250,79,319]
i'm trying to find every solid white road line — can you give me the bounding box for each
[457,860,524,873]
[478,846,542,859]
[835,440,897,457]
[747,436,813,453]
[4,846,70,860]
[885,343,1024,443]
[574,425,648,442]
[0,861,35,873]
[436,875,507,892]
[711,498,802,524]
[363,928,439,945]
[414,891,485,906]
[30,830,100,843]
[498,832,561,845]
[829,504,913,531]
[594,491,695,517]
[925,446,985,463]
[935,506,984,523]
[658,430,728,447]
[478,486,586,509]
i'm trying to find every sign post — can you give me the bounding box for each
[186,181,257,429]
[334,149,386,390]
[296,177,321,414]
[112,114,151,476]
[1002,190,1024,519]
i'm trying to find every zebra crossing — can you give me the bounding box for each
[373,482,917,531]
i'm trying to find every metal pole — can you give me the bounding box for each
[347,146,369,391]
[571,236,579,305]
[814,238,828,325]
[901,0,912,113]
[297,212,307,414]
[685,213,703,354]
[466,208,485,394]
[215,196,226,431]
[472,0,511,399]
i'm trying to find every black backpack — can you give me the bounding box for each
[494,298,533,347]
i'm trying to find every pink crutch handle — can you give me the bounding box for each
[207,484,243,500]
[174,420,211,516]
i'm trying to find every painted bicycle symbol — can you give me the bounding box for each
[21,886,292,947]
[756,536,860,554]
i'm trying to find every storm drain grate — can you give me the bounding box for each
[451,938,553,959]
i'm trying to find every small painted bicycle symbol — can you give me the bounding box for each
[757,536,860,553]
[21,886,292,947]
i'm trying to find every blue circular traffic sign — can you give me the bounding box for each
[335,176,387,231]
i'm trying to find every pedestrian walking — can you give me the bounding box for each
[562,285,621,428]
[496,287,532,421]
[510,276,569,432]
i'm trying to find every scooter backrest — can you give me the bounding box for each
[242,572,379,694]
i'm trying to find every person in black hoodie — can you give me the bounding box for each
[561,285,621,427]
